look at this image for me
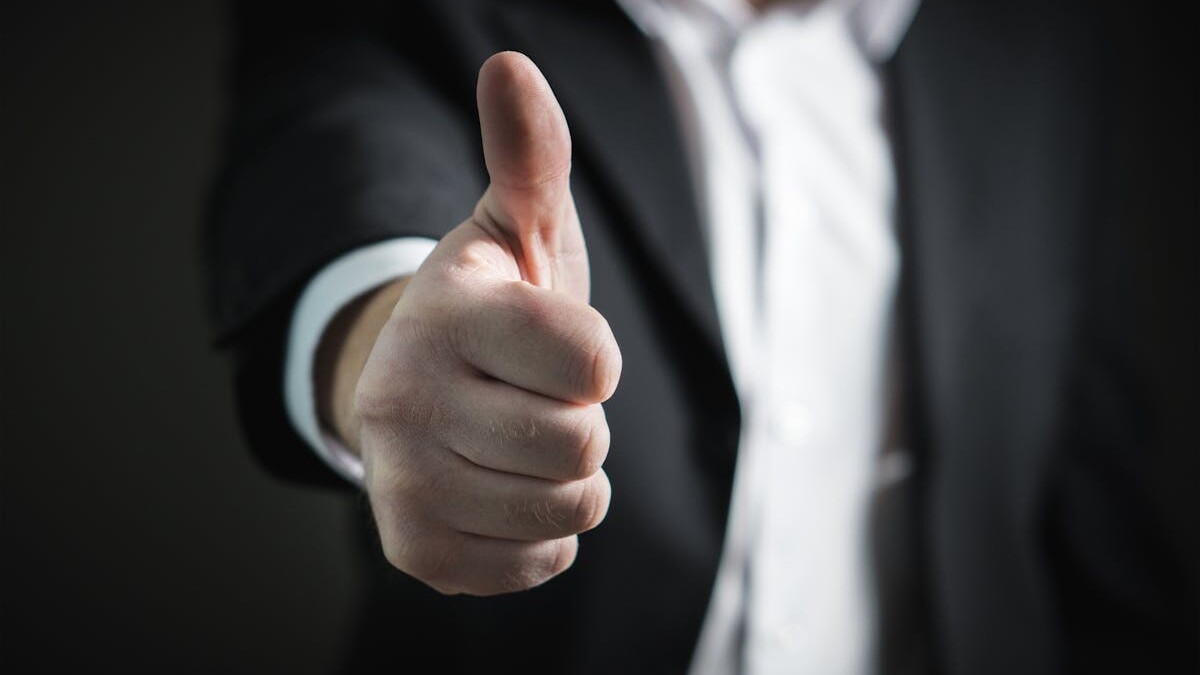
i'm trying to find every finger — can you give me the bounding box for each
[454,279,621,404]
[428,453,612,542]
[477,51,571,205]
[475,51,587,298]
[443,379,609,482]
[379,521,579,596]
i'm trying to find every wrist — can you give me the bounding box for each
[315,276,412,453]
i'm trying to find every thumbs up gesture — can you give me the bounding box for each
[338,52,621,595]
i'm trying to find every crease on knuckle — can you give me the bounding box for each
[412,460,457,508]
[353,382,393,425]
[569,410,607,479]
[510,282,552,334]
[552,537,578,576]
[379,533,406,572]
[500,543,563,593]
[445,302,482,368]
[415,540,460,594]
[355,363,445,434]
[377,512,424,577]
[498,567,536,594]
[405,398,453,438]
[448,233,504,281]
[494,414,539,446]
[571,480,602,533]
[506,496,566,533]
[589,322,621,401]
[571,314,618,402]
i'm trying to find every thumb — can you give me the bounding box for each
[475,51,588,299]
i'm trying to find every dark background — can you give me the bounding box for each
[2,1,1195,674]
[3,3,363,672]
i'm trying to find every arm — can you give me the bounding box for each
[283,239,435,483]
[314,275,410,457]
[306,54,620,595]
[205,3,484,484]
[208,37,623,593]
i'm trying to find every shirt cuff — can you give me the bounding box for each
[283,238,439,485]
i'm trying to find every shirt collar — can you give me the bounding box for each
[615,0,921,62]
[847,0,921,61]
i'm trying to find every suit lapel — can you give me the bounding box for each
[495,1,726,357]
[887,1,1097,672]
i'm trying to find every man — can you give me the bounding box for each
[205,0,1196,673]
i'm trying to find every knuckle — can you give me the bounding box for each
[372,496,447,583]
[410,459,458,507]
[397,286,473,371]
[358,387,442,440]
[379,531,407,571]
[495,540,574,595]
[506,281,555,333]
[448,236,501,279]
[495,566,541,594]
[378,519,420,575]
[410,539,461,591]
[445,303,482,365]
[354,359,437,432]
[570,473,610,533]
[353,380,394,425]
[426,580,461,596]
[589,320,622,402]
[571,311,621,402]
[567,408,609,480]
[353,322,422,423]
[505,495,568,534]
[402,397,453,439]
[551,536,579,576]
[495,412,541,446]
[447,282,524,368]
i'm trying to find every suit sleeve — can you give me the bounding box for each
[202,1,486,486]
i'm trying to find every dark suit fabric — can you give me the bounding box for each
[204,1,1197,673]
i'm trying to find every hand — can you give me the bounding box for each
[329,52,621,596]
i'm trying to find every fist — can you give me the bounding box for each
[352,52,622,595]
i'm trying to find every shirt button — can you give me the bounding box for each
[770,400,813,446]
[768,621,805,650]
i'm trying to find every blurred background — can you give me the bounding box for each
[3,3,363,672]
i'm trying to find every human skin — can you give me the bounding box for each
[315,52,622,596]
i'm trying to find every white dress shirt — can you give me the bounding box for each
[283,1,918,673]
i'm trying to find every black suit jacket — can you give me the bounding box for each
[205,1,1197,673]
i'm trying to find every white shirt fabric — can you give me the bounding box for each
[283,0,918,672]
